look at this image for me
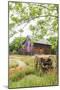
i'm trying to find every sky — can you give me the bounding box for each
[9,17,45,43]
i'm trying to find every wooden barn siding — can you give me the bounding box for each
[33,44,51,54]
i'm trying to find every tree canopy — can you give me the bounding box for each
[9,2,58,51]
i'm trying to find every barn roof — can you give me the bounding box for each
[34,39,51,46]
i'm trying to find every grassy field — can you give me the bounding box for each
[9,55,58,88]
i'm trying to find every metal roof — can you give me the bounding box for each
[34,39,51,45]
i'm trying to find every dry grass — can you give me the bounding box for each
[9,55,58,88]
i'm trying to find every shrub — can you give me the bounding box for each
[10,71,25,82]
[24,67,35,75]
[9,37,26,54]
[12,50,17,54]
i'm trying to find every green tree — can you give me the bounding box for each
[9,2,58,53]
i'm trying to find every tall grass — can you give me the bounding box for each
[9,73,58,88]
[9,55,58,88]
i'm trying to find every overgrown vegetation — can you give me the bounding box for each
[9,37,26,54]
[9,74,58,88]
[9,55,58,88]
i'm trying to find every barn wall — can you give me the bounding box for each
[33,44,51,54]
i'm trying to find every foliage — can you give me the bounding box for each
[9,2,58,53]
[48,36,58,54]
[9,37,26,53]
